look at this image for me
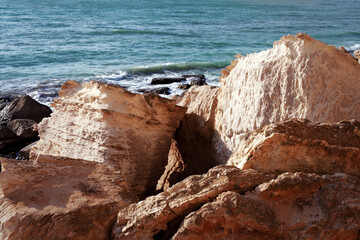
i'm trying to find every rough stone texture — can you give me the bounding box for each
[0,95,52,125]
[112,165,274,239]
[214,33,360,163]
[228,119,360,176]
[157,86,219,191]
[0,157,137,240]
[7,119,38,139]
[355,49,360,63]
[18,141,38,159]
[31,81,186,197]
[172,172,360,240]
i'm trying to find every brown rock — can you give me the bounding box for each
[0,157,137,240]
[0,95,52,125]
[112,165,274,239]
[7,119,38,139]
[157,85,219,191]
[31,81,186,197]
[171,172,360,240]
[214,33,360,163]
[228,119,360,177]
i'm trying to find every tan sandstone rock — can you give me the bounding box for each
[228,119,360,176]
[112,165,274,239]
[0,157,137,240]
[31,81,186,196]
[157,85,219,191]
[214,33,360,163]
[172,172,360,240]
[355,49,360,63]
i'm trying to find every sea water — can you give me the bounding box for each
[1,0,359,104]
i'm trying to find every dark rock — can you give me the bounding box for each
[0,126,17,141]
[182,74,205,80]
[7,119,38,139]
[138,87,171,95]
[0,97,16,112]
[19,141,38,160]
[178,84,191,90]
[151,77,186,85]
[190,78,207,86]
[0,95,52,125]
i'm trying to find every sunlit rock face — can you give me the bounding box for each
[31,81,186,196]
[214,33,360,163]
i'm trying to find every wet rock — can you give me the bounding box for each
[31,81,186,197]
[228,119,360,177]
[138,87,171,95]
[177,84,191,90]
[0,95,52,125]
[151,77,186,85]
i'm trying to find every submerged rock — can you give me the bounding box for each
[214,33,360,163]
[31,81,186,197]
[228,119,360,176]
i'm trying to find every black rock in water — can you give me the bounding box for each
[139,87,171,95]
[151,77,186,85]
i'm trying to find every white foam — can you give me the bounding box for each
[345,44,360,51]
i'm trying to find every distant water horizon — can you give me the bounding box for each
[1,0,359,105]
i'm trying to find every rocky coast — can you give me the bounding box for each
[1,33,360,239]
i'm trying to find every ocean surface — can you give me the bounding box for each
[1,0,359,105]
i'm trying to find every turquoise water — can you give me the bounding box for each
[1,0,359,104]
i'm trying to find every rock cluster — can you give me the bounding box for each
[1,33,360,239]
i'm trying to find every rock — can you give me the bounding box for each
[138,87,171,95]
[354,49,360,63]
[182,74,205,80]
[190,78,207,86]
[151,77,186,85]
[18,141,38,160]
[0,95,52,125]
[171,172,360,239]
[7,119,38,139]
[156,86,219,191]
[31,81,186,197]
[228,119,360,177]
[177,84,191,90]
[0,97,15,112]
[214,33,360,163]
[0,157,137,240]
[112,165,274,239]
[0,126,17,141]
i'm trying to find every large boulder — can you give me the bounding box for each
[31,81,186,197]
[0,95,52,125]
[228,119,360,176]
[0,157,137,240]
[213,33,360,163]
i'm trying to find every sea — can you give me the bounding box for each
[1,0,359,105]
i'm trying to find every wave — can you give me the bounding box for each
[89,29,193,37]
[346,44,360,52]
[125,62,228,75]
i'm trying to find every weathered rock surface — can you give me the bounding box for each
[228,119,360,176]
[0,157,137,240]
[172,172,360,240]
[31,81,186,197]
[113,164,360,239]
[214,33,360,163]
[112,165,274,239]
[157,85,219,191]
[0,95,52,125]
[7,119,38,139]
[355,49,360,63]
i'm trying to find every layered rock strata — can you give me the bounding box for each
[214,33,360,163]
[228,119,360,176]
[113,165,360,239]
[31,81,186,196]
[0,157,137,240]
